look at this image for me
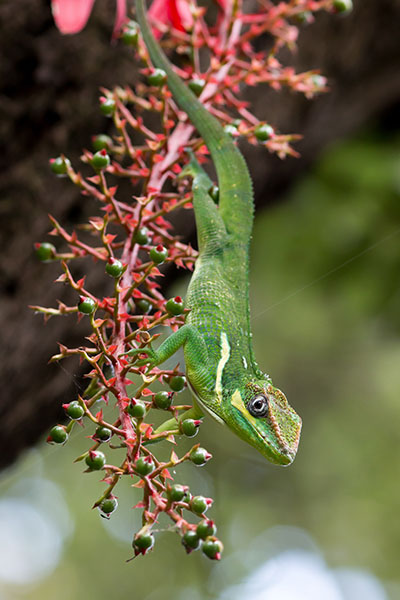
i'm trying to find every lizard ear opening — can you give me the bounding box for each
[247,395,269,418]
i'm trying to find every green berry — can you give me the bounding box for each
[202,538,223,560]
[95,426,112,442]
[100,98,116,116]
[92,134,112,152]
[99,496,118,515]
[147,68,167,86]
[135,456,155,477]
[188,78,206,97]
[190,447,212,466]
[91,149,110,170]
[149,244,168,265]
[65,401,84,420]
[169,375,186,392]
[122,21,139,45]
[224,124,238,137]
[105,258,124,278]
[333,0,353,13]
[133,532,154,554]
[126,400,146,419]
[133,227,150,245]
[167,484,187,503]
[35,242,56,262]
[209,185,219,203]
[102,362,115,379]
[50,156,70,176]
[295,11,312,24]
[311,74,326,88]
[180,418,200,438]
[182,530,200,551]
[77,297,96,315]
[85,450,106,470]
[166,296,184,316]
[196,519,217,540]
[254,123,274,141]
[190,495,209,515]
[49,425,68,444]
[153,391,173,410]
[136,299,152,314]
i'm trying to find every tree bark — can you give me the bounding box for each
[1,0,399,470]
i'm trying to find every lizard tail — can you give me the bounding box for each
[134,0,254,242]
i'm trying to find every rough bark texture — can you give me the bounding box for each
[1,0,399,471]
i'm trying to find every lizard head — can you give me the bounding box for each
[222,381,302,465]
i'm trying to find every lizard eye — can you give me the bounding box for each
[247,395,269,418]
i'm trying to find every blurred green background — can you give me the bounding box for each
[1,131,399,600]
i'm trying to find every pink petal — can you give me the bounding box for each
[149,0,193,35]
[112,0,127,38]
[51,0,96,34]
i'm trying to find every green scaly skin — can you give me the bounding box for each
[133,0,302,465]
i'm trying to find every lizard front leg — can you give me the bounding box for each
[127,323,215,393]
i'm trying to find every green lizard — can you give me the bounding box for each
[133,0,302,465]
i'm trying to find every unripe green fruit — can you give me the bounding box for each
[333,0,353,13]
[133,227,150,245]
[136,299,152,314]
[188,78,206,97]
[133,532,154,553]
[166,296,184,316]
[35,242,56,262]
[77,297,96,314]
[65,401,84,420]
[91,149,110,170]
[169,375,186,392]
[181,418,199,438]
[147,68,167,86]
[102,362,115,379]
[105,258,124,278]
[92,134,112,152]
[196,519,217,540]
[190,495,209,515]
[209,185,219,203]
[153,391,172,410]
[122,21,139,45]
[99,496,118,514]
[50,156,70,176]
[167,484,186,503]
[311,74,325,88]
[149,244,168,264]
[100,98,116,116]
[224,124,238,137]
[49,425,68,444]
[126,400,146,419]
[190,447,211,466]
[202,538,223,560]
[85,451,106,470]
[254,123,274,141]
[295,11,312,24]
[95,426,112,442]
[135,456,155,476]
[182,530,200,550]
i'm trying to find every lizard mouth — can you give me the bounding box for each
[255,429,296,465]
